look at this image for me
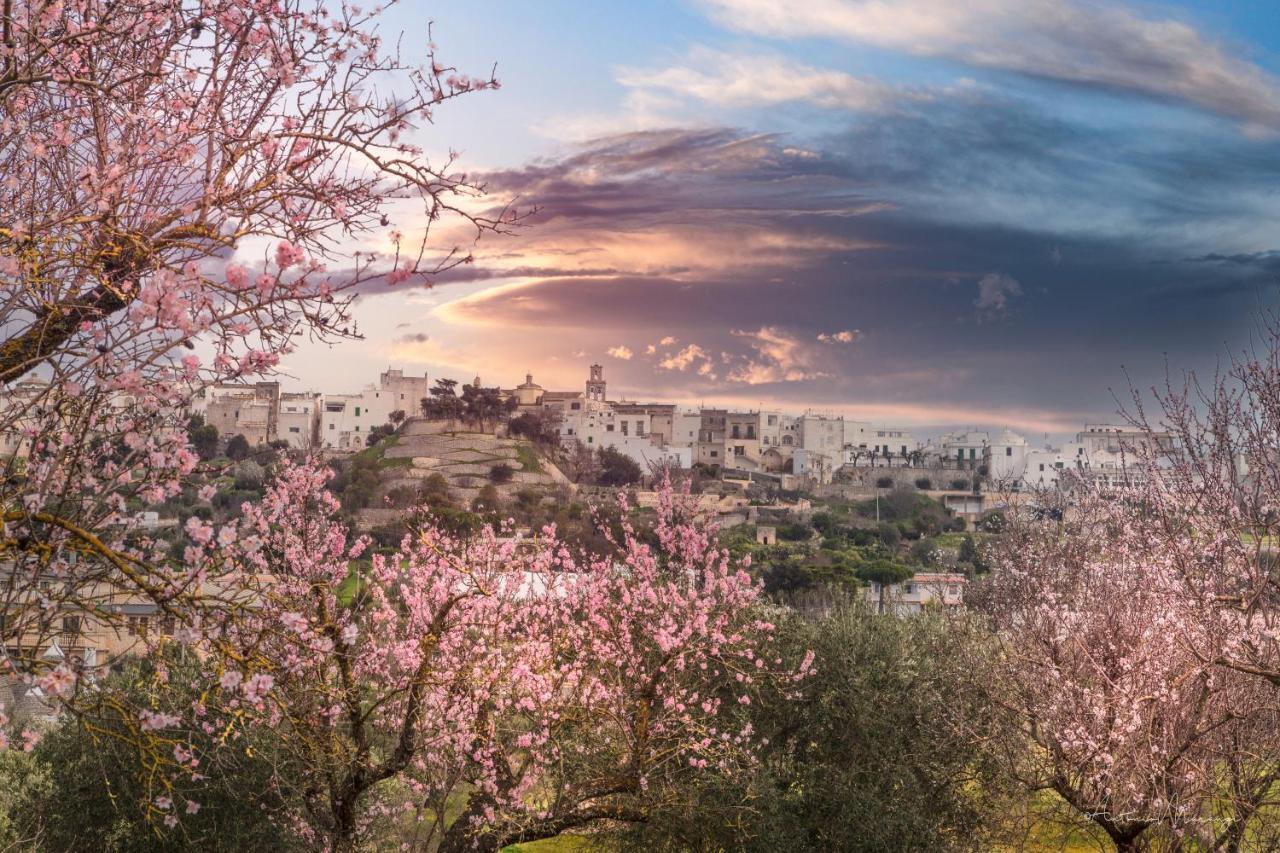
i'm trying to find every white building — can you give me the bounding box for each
[863,572,967,615]
[319,369,429,451]
[558,400,692,471]
[933,430,990,468]
[277,392,320,450]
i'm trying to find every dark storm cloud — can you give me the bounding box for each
[429,99,1276,420]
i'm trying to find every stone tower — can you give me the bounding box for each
[586,364,606,402]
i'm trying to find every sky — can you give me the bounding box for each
[278,0,1280,439]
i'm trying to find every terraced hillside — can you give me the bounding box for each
[355,418,569,530]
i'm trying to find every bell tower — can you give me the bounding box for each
[586,364,606,402]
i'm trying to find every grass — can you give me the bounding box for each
[503,837,592,853]
[516,445,543,473]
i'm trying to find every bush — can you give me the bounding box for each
[365,423,396,446]
[950,478,969,491]
[914,477,933,490]
[472,484,501,513]
[623,608,1014,851]
[233,459,265,490]
[979,511,1007,533]
[598,447,643,487]
[489,463,514,484]
[419,473,451,505]
[811,512,838,536]
[909,537,938,567]
[225,433,251,461]
[187,415,220,461]
[384,485,421,509]
[515,488,542,514]
[18,653,298,852]
[776,522,812,542]
[875,521,901,548]
[875,476,894,489]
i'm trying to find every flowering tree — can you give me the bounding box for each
[188,465,801,852]
[983,487,1239,849]
[967,314,1280,848]
[0,0,515,706]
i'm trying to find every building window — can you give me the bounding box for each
[355,406,361,417]
[1006,447,1013,456]
[587,437,593,444]
[62,616,81,635]
[329,423,335,430]
[607,424,615,432]
[127,616,149,636]
[289,427,300,433]
[161,616,175,636]
[710,450,718,458]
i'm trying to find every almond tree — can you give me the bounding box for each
[983,476,1280,849]
[0,0,515,704]
[189,465,801,852]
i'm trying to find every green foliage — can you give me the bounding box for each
[597,447,642,486]
[810,512,838,536]
[232,460,265,490]
[875,475,894,488]
[186,415,219,461]
[909,536,939,567]
[0,749,52,849]
[365,422,396,446]
[978,510,1007,533]
[958,534,989,573]
[775,521,812,542]
[459,383,517,430]
[621,607,1013,852]
[854,557,914,587]
[515,444,543,473]
[914,477,933,490]
[16,653,298,853]
[224,433,251,461]
[489,462,515,484]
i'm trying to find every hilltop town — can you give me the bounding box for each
[167,361,1167,502]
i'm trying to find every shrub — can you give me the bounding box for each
[875,521,901,548]
[489,463,515,484]
[950,478,969,491]
[914,477,933,490]
[225,433,251,461]
[777,522,812,542]
[910,537,938,566]
[473,484,502,513]
[875,476,894,489]
[598,447,643,486]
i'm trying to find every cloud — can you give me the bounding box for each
[724,326,850,384]
[974,272,1023,319]
[606,345,634,360]
[386,124,1267,425]
[659,344,712,372]
[818,329,861,344]
[699,0,1280,129]
[618,46,927,112]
